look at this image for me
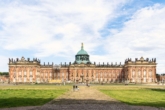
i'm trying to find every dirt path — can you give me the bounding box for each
[31,86,165,110]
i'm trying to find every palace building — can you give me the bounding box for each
[8,43,157,84]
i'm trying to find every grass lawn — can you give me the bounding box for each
[0,85,71,108]
[97,85,165,107]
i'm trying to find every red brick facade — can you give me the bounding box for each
[8,56,157,84]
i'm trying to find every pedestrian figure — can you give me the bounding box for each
[73,85,75,91]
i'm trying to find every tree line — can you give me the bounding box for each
[0,72,9,75]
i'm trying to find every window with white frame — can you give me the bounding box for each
[96,73,98,77]
[138,70,141,77]
[149,71,152,77]
[13,78,16,82]
[19,78,22,82]
[144,70,146,77]
[30,77,32,82]
[30,71,32,75]
[24,77,26,82]
[13,70,16,76]
[24,71,26,75]
[37,78,40,82]
[132,70,135,77]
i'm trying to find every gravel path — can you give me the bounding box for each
[1,86,165,110]
[31,86,165,110]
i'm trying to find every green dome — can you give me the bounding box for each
[76,43,88,55]
[76,49,88,55]
[74,43,91,64]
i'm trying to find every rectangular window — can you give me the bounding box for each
[138,71,141,77]
[150,71,152,77]
[30,71,32,75]
[19,78,22,82]
[144,71,146,77]
[24,78,26,82]
[13,78,16,82]
[132,71,135,77]
[30,77,32,82]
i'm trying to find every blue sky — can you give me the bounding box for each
[0,0,165,73]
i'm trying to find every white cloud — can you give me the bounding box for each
[0,56,8,72]
[0,0,128,57]
[0,0,165,73]
[104,4,165,73]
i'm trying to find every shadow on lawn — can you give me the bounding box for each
[0,98,53,108]
[55,99,165,108]
[50,98,165,108]
[1,98,165,108]
[149,88,165,92]
[50,98,120,105]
